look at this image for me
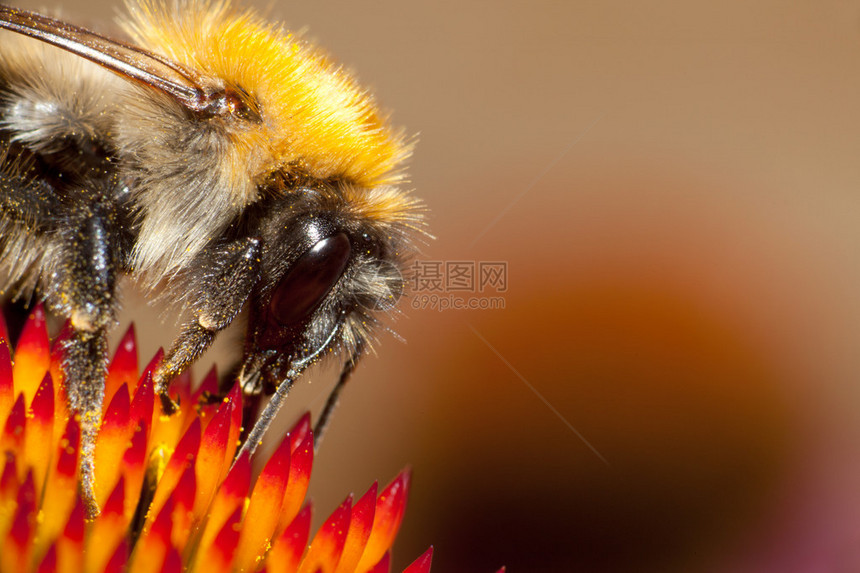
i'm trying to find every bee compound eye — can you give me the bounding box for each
[270,233,352,326]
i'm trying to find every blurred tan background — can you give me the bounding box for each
[15,1,860,571]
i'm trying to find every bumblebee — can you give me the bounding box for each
[0,1,422,513]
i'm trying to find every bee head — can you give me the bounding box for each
[238,182,419,392]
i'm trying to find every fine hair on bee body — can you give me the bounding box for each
[0,0,424,514]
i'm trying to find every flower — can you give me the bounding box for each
[0,304,432,573]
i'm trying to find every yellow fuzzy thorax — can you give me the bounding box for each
[121,0,409,188]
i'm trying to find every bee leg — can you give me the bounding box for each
[153,237,261,408]
[60,327,108,515]
[313,346,363,450]
[51,196,123,517]
[237,365,295,458]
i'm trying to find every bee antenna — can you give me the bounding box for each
[313,344,364,451]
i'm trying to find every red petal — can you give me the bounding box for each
[191,365,218,407]
[192,506,243,573]
[196,451,250,562]
[2,471,37,571]
[172,370,193,425]
[0,308,9,346]
[40,415,80,546]
[102,538,129,573]
[150,495,175,546]
[355,470,411,572]
[29,373,53,426]
[12,304,49,406]
[162,547,182,573]
[279,432,313,534]
[2,394,26,459]
[224,382,243,467]
[402,547,433,573]
[93,384,131,507]
[365,552,391,573]
[35,415,78,559]
[103,474,125,517]
[0,341,13,426]
[55,496,85,573]
[169,462,196,549]
[47,328,68,428]
[289,412,312,453]
[130,371,154,443]
[147,417,201,528]
[298,496,352,573]
[56,416,80,479]
[56,496,86,572]
[35,543,57,573]
[25,373,54,493]
[267,504,312,572]
[61,496,86,545]
[192,394,232,522]
[122,421,148,523]
[131,497,174,573]
[86,476,128,573]
[0,453,17,501]
[140,348,164,386]
[335,482,377,573]
[234,432,292,571]
[105,325,138,411]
